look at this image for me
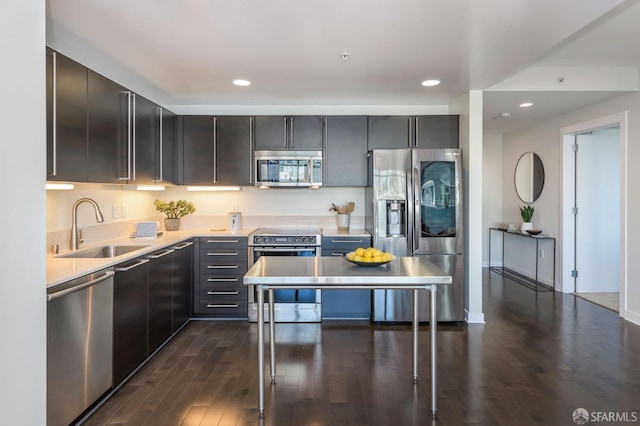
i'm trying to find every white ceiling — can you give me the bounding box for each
[46,0,640,134]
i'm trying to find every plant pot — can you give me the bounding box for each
[164,218,181,231]
[521,221,533,234]
[337,214,350,230]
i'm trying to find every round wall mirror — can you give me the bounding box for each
[514,152,545,203]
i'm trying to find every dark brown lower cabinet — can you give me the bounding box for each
[172,241,193,332]
[147,248,175,355]
[113,258,149,385]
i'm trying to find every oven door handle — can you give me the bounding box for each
[253,247,317,253]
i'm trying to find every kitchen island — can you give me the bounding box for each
[244,256,452,416]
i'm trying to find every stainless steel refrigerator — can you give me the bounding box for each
[365,149,464,322]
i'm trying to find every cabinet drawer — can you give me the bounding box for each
[199,248,247,262]
[200,237,247,249]
[197,301,248,316]
[200,285,247,301]
[322,236,371,250]
[322,249,353,257]
[200,274,243,286]
[200,261,248,275]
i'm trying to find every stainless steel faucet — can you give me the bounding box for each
[70,198,105,250]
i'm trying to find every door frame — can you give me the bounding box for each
[560,112,627,317]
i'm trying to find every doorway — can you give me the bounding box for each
[561,113,626,316]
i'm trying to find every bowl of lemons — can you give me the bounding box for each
[343,247,395,267]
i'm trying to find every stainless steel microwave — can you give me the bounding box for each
[254,150,322,188]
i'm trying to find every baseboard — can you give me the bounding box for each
[623,309,640,327]
[465,309,485,324]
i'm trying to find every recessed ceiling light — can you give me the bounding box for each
[233,79,251,87]
[500,112,512,117]
[421,80,440,87]
[519,102,533,108]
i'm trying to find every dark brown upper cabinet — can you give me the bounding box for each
[254,116,323,151]
[368,115,459,149]
[323,116,368,187]
[181,116,253,186]
[46,49,88,182]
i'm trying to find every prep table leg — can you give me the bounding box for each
[431,285,437,414]
[257,286,265,417]
[268,288,276,382]
[412,289,419,383]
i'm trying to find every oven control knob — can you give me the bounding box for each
[309,236,315,243]
[255,236,261,243]
[293,237,299,242]
[301,237,307,243]
[263,237,269,243]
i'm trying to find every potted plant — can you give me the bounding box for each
[154,199,196,231]
[520,205,535,233]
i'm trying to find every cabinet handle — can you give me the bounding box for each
[51,51,57,177]
[115,258,149,272]
[206,290,239,296]
[132,93,136,181]
[323,117,328,184]
[249,116,254,183]
[207,252,238,256]
[213,116,218,183]
[330,239,365,243]
[414,117,419,148]
[147,249,174,259]
[207,265,239,269]
[289,116,294,148]
[206,277,239,282]
[407,117,412,148]
[206,239,239,243]
[172,241,193,250]
[119,91,132,180]
[330,252,344,256]
[158,107,163,182]
[207,303,238,308]
[283,117,288,148]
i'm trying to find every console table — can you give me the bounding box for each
[488,227,555,292]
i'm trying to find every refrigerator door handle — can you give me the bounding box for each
[413,167,420,253]
[406,167,413,253]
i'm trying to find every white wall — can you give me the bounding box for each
[502,90,640,325]
[452,91,485,324]
[483,134,503,266]
[46,185,365,233]
[0,0,47,423]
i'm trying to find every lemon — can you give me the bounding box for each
[355,248,365,256]
[372,255,382,263]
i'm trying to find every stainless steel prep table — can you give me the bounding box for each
[244,256,452,416]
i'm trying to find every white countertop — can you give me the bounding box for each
[46,228,252,288]
[320,228,370,238]
[244,256,452,287]
[47,227,372,288]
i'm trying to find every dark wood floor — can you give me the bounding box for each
[82,269,640,425]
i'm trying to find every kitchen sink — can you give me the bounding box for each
[56,244,150,259]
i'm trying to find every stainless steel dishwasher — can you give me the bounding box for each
[47,268,115,426]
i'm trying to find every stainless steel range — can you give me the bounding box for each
[248,227,322,322]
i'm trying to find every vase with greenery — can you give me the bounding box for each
[520,205,534,233]
[154,199,196,231]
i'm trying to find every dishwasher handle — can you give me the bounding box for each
[47,270,115,302]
